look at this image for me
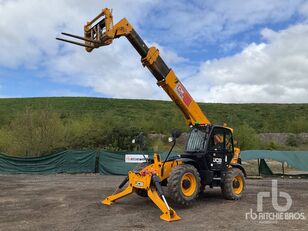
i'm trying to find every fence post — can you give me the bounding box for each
[282,161,285,176]
[258,158,260,176]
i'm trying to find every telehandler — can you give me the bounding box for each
[57,8,246,222]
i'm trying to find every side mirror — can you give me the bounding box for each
[171,129,181,139]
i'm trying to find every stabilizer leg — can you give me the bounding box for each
[102,184,133,205]
[147,187,181,222]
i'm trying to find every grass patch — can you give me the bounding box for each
[0,97,307,156]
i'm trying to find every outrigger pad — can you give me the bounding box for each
[160,209,181,222]
[101,198,113,205]
[101,171,182,222]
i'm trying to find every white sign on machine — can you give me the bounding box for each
[125,154,148,163]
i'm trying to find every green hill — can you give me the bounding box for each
[0,97,307,156]
[0,97,307,132]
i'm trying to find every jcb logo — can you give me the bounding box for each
[135,181,144,187]
[213,158,222,164]
[257,180,292,212]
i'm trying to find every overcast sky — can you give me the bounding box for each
[0,0,308,103]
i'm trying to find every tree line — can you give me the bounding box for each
[0,108,306,156]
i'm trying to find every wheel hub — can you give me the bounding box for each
[233,180,240,188]
[232,174,244,195]
[180,172,197,197]
[182,179,191,189]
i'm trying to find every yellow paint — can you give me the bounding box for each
[157,70,210,125]
[142,47,160,66]
[231,147,241,164]
[101,153,183,222]
[232,174,244,195]
[181,172,197,197]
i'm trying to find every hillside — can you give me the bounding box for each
[0,97,307,156]
[0,97,307,132]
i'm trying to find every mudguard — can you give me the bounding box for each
[230,163,247,177]
[176,157,200,170]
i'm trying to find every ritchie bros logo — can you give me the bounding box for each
[245,180,306,224]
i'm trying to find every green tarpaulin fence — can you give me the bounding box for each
[0,150,178,175]
[241,150,308,171]
[98,151,178,175]
[0,150,97,174]
[0,150,307,174]
[99,151,145,175]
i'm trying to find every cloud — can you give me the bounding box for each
[48,36,190,99]
[146,0,305,46]
[1,0,305,68]
[0,0,170,99]
[48,41,162,99]
[299,1,308,17]
[186,24,308,103]
[0,0,308,103]
[0,0,156,69]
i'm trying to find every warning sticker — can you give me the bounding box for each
[175,82,193,107]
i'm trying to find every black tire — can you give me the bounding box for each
[221,168,245,200]
[199,184,206,195]
[135,188,148,197]
[167,164,201,206]
[133,162,149,197]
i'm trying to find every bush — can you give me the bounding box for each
[233,123,260,150]
[286,134,300,147]
[287,117,308,133]
[266,141,279,150]
[0,109,67,156]
[0,109,152,155]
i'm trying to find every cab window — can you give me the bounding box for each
[209,128,224,151]
[225,131,233,152]
[208,128,233,152]
[186,128,206,152]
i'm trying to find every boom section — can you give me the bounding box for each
[57,8,210,126]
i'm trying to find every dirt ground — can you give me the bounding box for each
[0,174,307,231]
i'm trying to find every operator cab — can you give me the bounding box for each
[181,125,235,186]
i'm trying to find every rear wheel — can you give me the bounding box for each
[221,168,245,200]
[167,165,201,206]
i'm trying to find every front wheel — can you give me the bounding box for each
[221,168,245,200]
[167,165,201,206]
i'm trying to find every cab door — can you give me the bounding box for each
[206,127,234,171]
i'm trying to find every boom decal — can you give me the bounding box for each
[175,82,193,107]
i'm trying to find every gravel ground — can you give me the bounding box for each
[0,174,307,231]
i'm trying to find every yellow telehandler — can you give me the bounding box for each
[57,8,246,222]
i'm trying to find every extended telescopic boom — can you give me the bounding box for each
[57,8,210,126]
